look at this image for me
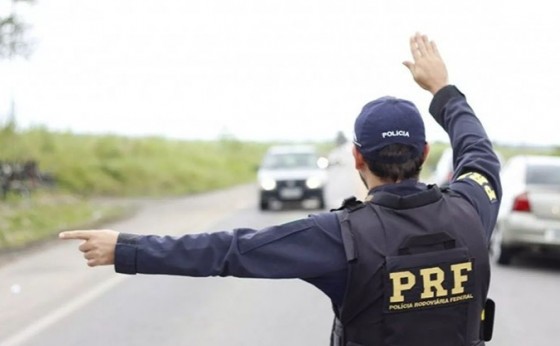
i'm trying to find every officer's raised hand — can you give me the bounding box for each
[403,33,449,95]
[59,230,119,266]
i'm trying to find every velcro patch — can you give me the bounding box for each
[458,172,497,203]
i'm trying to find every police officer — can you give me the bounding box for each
[61,33,501,346]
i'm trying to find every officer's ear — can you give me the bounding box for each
[352,145,367,170]
[422,142,430,163]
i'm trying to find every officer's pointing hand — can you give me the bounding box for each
[403,32,449,95]
[59,230,119,267]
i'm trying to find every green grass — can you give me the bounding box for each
[1,127,273,197]
[0,192,129,249]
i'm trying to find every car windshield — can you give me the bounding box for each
[261,153,318,169]
[526,163,560,185]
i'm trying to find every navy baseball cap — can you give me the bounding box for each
[353,96,426,162]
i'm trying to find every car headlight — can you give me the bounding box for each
[260,177,277,191]
[306,176,324,189]
[317,157,329,169]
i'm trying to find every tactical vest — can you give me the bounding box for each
[331,185,493,346]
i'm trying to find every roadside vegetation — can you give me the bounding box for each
[1,126,271,196]
[0,192,129,250]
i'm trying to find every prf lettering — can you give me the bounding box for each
[389,261,473,303]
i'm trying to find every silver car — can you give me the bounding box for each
[257,145,329,210]
[492,155,560,265]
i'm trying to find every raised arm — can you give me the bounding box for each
[403,33,449,95]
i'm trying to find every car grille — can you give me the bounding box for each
[276,179,306,189]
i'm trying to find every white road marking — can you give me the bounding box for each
[1,275,127,346]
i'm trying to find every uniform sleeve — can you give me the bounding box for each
[114,212,348,281]
[429,85,502,240]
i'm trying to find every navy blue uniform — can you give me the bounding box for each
[115,85,502,312]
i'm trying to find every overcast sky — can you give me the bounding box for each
[1,0,559,146]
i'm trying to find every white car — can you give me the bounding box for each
[431,147,503,188]
[257,145,328,210]
[492,155,560,265]
[431,147,455,187]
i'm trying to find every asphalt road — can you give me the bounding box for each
[1,148,559,346]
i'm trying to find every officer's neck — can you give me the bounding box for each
[361,170,400,190]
